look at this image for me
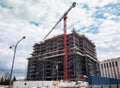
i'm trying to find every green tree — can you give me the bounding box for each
[11,76,16,85]
[4,78,7,85]
[12,76,16,81]
[3,72,10,85]
[4,77,10,85]
[0,73,17,85]
[0,73,11,85]
[0,77,4,85]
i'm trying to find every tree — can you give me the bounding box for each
[12,76,16,81]
[4,73,10,85]
[11,76,16,85]
[0,77,4,85]
[0,73,17,85]
[4,77,10,85]
[0,72,11,85]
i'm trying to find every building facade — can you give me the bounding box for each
[100,57,120,79]
[27,30,100,81]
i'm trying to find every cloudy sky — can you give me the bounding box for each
[0,0,120,79]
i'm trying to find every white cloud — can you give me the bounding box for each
[76,0,118,7]
[92,20,120,60]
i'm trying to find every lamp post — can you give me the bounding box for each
[9,36,26,88]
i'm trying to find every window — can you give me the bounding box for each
[115,61,118,66]
[109,62,112,67]
[106,63,108,68]
[101,64,103,68]
[104,63,106,68]
[112,62,114,67]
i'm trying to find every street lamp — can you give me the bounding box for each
[9,36,26,88]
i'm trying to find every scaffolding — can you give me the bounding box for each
[27,30,100,81]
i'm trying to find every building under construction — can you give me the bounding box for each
[27,30,100,81]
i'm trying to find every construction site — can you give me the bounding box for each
[19,2,120,88]
[27,30,100,81]
[27,2,100,81]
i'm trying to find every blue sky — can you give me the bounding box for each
[0,0,120,79]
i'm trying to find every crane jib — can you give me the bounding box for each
[43,2,76,40]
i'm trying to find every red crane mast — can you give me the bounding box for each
[43,2,76,80]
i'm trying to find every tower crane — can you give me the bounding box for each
[43,2,76,80]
